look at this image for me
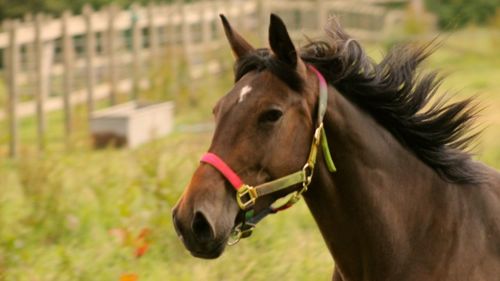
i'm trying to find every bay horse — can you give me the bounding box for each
[172,14,500,280]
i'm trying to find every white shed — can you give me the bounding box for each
[90,101,174,148]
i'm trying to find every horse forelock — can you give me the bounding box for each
[234,48,304,92]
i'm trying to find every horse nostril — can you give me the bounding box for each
[191,211,215,243]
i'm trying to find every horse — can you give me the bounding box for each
[172,14,500,280]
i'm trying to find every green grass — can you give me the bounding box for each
[0,27,499,281]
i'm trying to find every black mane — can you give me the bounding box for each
[234,23,483,184]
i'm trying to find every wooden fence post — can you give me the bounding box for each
[168,3,180,96]
[5,20,19,158]
[147,2,159,70]
[201,0,211,45]
[83,4,96,114]
[182,2,198,102]
[62,11,74,144]
[257,0,268,45]
[162,3,171,48]
[131,3,142,99]
[317,0,326,30]
[34,14,46,150]
[201,0,211,77]
[181,2,194,95]
[230,0,242,29]
[106,5,118,105]
[212,0,226,73]
[213,1,223,40]
[23,13,35,84]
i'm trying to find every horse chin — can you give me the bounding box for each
[189,239,227,259]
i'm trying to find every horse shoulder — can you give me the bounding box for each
[457,162,500,278]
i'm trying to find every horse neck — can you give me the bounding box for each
[303,87,454,279]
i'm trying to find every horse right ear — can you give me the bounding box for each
[220,14,255,59]
[268,14,297,67]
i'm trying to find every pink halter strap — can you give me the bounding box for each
[200,153,244,190]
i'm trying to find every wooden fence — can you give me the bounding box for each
[0,0,408,157]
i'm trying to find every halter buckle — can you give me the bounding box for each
[236,184,257,210]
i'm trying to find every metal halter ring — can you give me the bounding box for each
[302,163,314,188]
[227,222,255,246]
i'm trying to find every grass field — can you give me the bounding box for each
[0,26,499,281]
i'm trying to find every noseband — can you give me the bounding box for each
[200,65,336,245]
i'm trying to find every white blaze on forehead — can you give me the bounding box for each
[238,85,252,103]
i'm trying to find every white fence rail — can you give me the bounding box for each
[0,0,407,157]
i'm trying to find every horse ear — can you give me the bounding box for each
[220,14,255,59]
[268,14,297,67]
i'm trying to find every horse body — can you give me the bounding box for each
[172,14,500,280]
[308,87,500,280]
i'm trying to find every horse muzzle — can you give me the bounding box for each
[172,203,227,259]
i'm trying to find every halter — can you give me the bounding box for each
[200,65,336,245]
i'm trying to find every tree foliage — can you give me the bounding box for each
[0,0,174,21]
[425,0,499,29]
[0,0,497,29]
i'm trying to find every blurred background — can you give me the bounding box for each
[0,0,499,280]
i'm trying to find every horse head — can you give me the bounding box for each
[172,14,322,259]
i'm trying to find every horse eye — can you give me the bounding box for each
[259,108,283,124]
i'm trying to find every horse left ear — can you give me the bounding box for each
[269,14,297,67]
[220,14,255,59]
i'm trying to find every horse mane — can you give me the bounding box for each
[299,22,484,184]
[234,22,484,184]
